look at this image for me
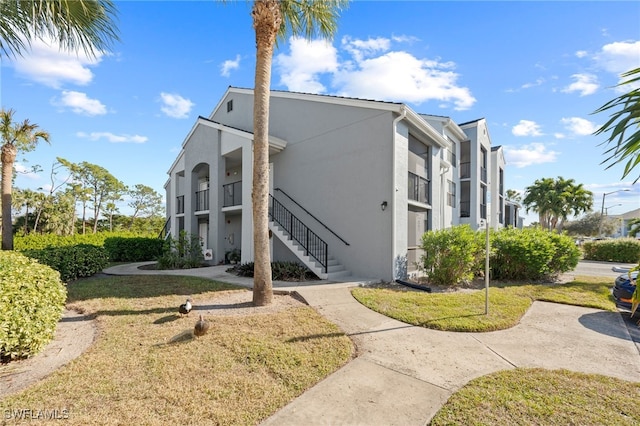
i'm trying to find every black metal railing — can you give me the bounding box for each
[408,172,430,204]
[270,195,328,273]
[460,162,471,179]
[274,188,349,246]
[158,217,170,239]
[176,195,185,214]
[195,189,209,211]
[460,201,470,218]
[223,181,242,207]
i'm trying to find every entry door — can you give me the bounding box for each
[199,221,208,252]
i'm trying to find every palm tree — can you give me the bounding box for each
[250,0,347,306]
[0,109,50,250]
[593,67,640,183]
[0,0,119,58]
[523,176,593,232]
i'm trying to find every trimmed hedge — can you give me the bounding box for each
[491,227,580,281]
[0,251,67,362]
[23,244,110,282]
[582,238,640,263]
[103,237,164,262]
[14,231,156,251]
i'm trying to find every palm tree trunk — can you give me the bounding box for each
[251,0,281,306]
[1,143,17,250]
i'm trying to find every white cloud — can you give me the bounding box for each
[9,37,102,88]
[342,35,391,62]
[274,35,476,110]
[220,54,241,77]
[503,143,558,168]
[76,131,147,144]
[575,50,588,58]
[561,117,599,136]
[159,92,194,119]
[561,73,599,96]
[15,162,40,180]
[53,91,107,116]
[512,120,543,137]
[275,37,338,93]
[595,40,640,76]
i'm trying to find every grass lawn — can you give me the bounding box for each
[0,275,354,425]
[430,368,640,425]
[352,276,617,332]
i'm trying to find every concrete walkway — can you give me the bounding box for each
[104,262,640,425]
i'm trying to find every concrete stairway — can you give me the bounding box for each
[269,221,350,280]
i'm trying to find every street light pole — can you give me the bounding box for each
[599,189,630,237]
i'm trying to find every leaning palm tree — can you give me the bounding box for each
[250,0,347,306]
[0,109,50,250]
[0,0,119,58]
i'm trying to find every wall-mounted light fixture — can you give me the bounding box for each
[381,201,388,211]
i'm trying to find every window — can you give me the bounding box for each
[447,180,456,207]
[227,99,233,112]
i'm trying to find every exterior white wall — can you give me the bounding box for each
[165,89,507,281]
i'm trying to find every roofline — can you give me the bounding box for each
[213,87,447,148]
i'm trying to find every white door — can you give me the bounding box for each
[199,221,208,253]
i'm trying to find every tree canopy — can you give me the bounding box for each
[0,0,119,58]
[523,176,593,232]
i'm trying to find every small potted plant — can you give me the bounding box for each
[227,248,241,264]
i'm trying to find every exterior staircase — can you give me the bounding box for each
[269,221,350,280]
[268,194,350,280]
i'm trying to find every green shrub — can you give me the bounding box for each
[226,261,318,281]
[418,225,485,286]
[156,231,204,269]
[104,237,164,262]
[24,244,110,282]
[582,238,640,263]
[491,228,580,280]
[15,231,155,251]
[0,251,67,362]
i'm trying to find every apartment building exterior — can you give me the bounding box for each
[164,87,520,282]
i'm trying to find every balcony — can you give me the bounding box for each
[176,195,185,215]
[195,189,209,212]
[460,201,470,218]
[408,172,430,205]
[460,162,471,179]
[223,181,242,207]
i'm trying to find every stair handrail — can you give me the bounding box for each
[158,217,170,239]
[274,188,350,246]
[269,195,328,273]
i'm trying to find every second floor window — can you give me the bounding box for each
[447,180,456,207]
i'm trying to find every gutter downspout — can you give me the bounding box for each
[392,106,406,280]
[440,161,450,229]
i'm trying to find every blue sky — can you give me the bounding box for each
[2,0,639,225]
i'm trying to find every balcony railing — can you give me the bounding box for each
[176,195,185,214]
[223,181,242,207]
[460,162,471,179]
[408,172,430,204]
[195,189,209,212]
[460,201,470,218]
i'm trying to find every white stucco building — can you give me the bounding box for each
[164,87,521,281]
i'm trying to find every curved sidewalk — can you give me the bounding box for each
[105,263,640,425]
